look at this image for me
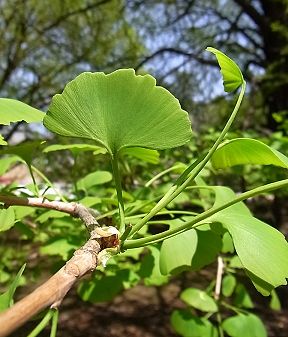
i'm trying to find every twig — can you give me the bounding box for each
[0,195,97,231]
[0,195,119,337]
[215,256,224,301]
[215,256,225,337]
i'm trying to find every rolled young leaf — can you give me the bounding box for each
[206,47,244,92]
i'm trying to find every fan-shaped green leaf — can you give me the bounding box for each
[180,288,218,312]
[222,274,236,297]
[43,143,107,156]
[211,138,288,169]
[222,314,267,337]
[206,47,244,92]
[160,223,222,275]
[0,98,44,125]
[171,309,218,337]
[120,147,159,164]
[208,186,288,295]
[76,171,112,191]
[43,69,192,155]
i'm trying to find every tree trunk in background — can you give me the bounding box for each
[260,0,288,131]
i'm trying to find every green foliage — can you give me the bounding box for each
[171,309,218,337]
[206,47,244,92]
[0,208,15,232]
[0,264,26,312]
[160,227,222,275]
[43,69,192,155]
[208,186,288,295]
[78,269,139,303]
[43,143,107,156]
[222,274,236,297]
[76,171,112,192]
[222,314,267,337]
[180,288,218,312]
[211,138,288,169]
[0,99,44,125]
[0,141,43,166]
[138,245,169,286]
[0,48,287,337]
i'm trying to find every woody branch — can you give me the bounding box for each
[0,194,119,337]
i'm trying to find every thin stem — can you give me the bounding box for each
[72,155,79,197]
[28,165,39,197]
[27,310,53,337]
[217,312,225,337]
[111,154,125,233]
[129,82,246,237]
[31,165,67,202]
[222,301,249,314]
[123,178,288,249]
[145,164,185,187]
[50,309,59,337]
[120,224,132,249]
[125,210,198,221]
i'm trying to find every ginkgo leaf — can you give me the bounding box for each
[211,138,288,169]
[43,143,107,156]
[208,186,288,295]
[43,69,192,155]
[0,98,44,125]
[160,222,222,275]
[120,147,159,164]
[206,47,244,92]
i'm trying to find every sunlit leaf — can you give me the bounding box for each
[208,186,288,295]
[44,69,192,155]
[76,171,112,191]
[211,138,288,169]
[222,274,236,297]
[0,141,43,165]
[180,288,218,312]
[43,143,107,156]
[222,314,267,337]
[0,98,44,125]
[270,290,281,311]
[0,155,20,175]
[206,47,244,92]
[0,264,26,312]
[160,223,222,275]
[0,208,15,232]
[171,309,218,337]
[120,147,160,164]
